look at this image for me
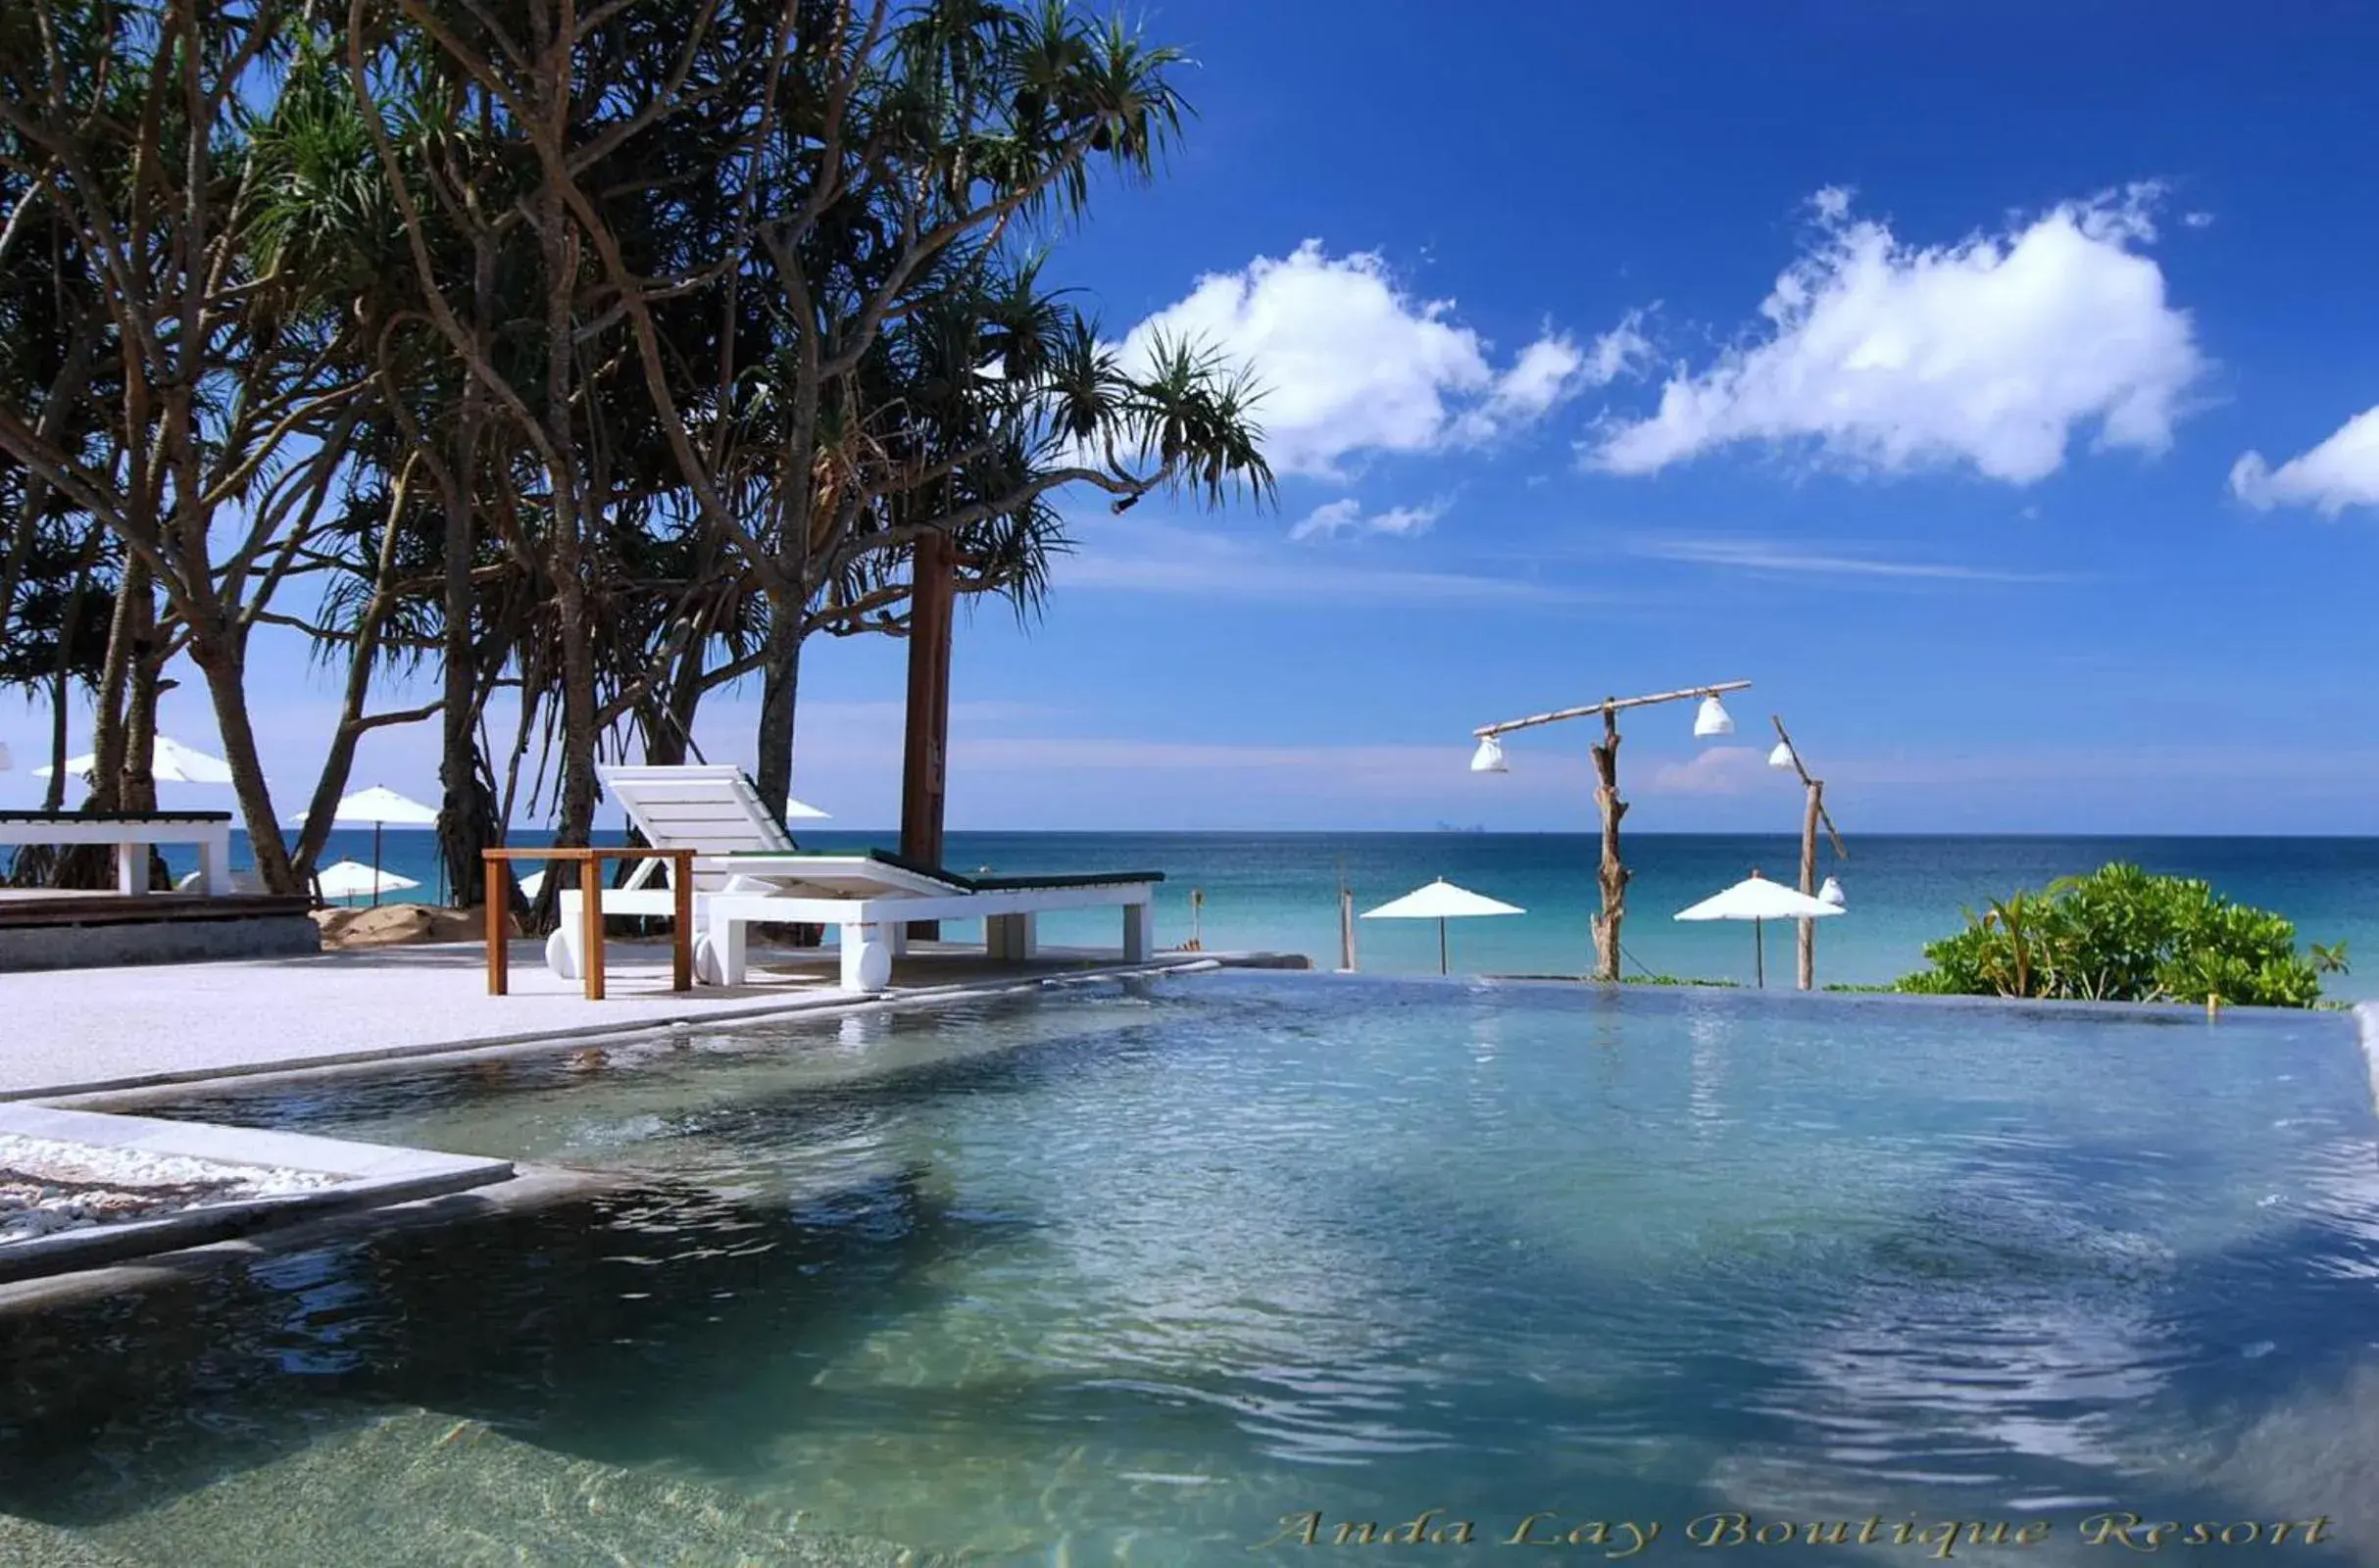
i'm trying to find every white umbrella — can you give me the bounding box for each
[1674,870,1843,988]
[36,734,235,784]
[314,859,421,901]
[785,797,830,820]
[0,741,11,771]
[1361,877,1524,976]
[297,785,438,907]
[518,869,546,900]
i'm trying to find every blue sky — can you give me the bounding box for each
[13,0,2379,834]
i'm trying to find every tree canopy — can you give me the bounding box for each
[0,0,1271,900]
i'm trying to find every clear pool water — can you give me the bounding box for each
[4,973,2377,1565]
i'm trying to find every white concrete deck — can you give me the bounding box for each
[0,939,1283,1102]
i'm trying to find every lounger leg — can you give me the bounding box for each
[840,922,894,992]
[117,841,142,896]
[1122,901,1153,962]
[708,907,749,987]
[198,828,230,896]
[988,913,1037,961]
[551,893,582,978]
[887,925,910,957]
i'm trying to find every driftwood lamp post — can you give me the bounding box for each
[1470,681,1751,982]
[1765,715,1848,991]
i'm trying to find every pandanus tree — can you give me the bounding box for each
[0,0,1268,905]
[0,0,381,890]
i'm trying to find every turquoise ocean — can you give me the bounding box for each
[222,829,2379,1002]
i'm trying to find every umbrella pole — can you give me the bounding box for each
[1754,917,1763,989]
[1439,917,1448,976]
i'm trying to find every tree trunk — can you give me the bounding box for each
[753,605,803,810]
[1797,780,1820,992]
[186,626,296,893]
[120,590,161,817]
[87,562,146,812]
[438,394,489,907]
[42,667,70,813]
[1587,707,1628,982]
[900,531,956,940]
[552,579,601,870]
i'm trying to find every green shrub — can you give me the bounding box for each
[1891,862,2326,1008]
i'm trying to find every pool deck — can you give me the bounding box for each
[0,938,1307,1102]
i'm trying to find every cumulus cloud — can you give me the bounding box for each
[1116,242,1636,477]
[2231,406,2379,516]
[1584,185,2206,483]
[1289,497,1446,541]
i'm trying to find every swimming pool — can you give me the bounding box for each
[3,973,2375,1565]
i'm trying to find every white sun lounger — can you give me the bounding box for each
[542,764,798,980]
[691,851,1162,993]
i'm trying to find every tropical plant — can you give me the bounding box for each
[1892,862,2327,1008]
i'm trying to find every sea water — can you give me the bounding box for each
[221,829,2379,998]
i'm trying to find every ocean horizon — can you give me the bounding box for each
[178,828,2379,1003]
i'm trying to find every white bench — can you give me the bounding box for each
[0,810,233,895]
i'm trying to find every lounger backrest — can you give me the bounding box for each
[600,764,795,891]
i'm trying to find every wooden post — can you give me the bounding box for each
[672,851,693,992]
[1587,706,1629,981]
[580,855,606,1002]
[900,531,957,942]
[1338,885,1357,971]
[1798,779,1820,991]
[484,857,510,995]
[1770,715,1846,993]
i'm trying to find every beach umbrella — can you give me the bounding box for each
[785,796,830,820]
[36,734,235,784]
[1674,870,1843,988]
[518,870,546,901]
[0,741,10,771]
[1361,877,1524,976]
[297,785,437,907]
[314,859,421,902]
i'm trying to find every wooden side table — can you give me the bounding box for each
[482,847,697,1002]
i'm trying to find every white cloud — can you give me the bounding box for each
[1630,536,2068,583]
[2183,211,2215,229]
[1289,497,1446,541]
[1585,185,2206,483]
[1116,242,1629,477]
[1646,746,1770,797]
[2231,406,2379,517]
[1054,517,1583,605]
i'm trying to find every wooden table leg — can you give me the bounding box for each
[485,859,510,996]
[582,859,606,1002]
[672,855,693,992]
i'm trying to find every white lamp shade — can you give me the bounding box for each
[1767,741,1796,769]
[1818,876,1846,907]
[1693,696,1735,738]
[1469,736,1508,773]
